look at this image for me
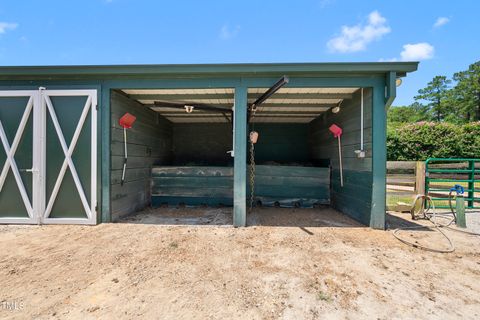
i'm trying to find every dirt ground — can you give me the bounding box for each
[1,207,480,320]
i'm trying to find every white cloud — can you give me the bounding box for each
[319,0,335,9]
[433,17,449,28]
[378,57,398,62]
[0,22,18,34]
[327,10,391,53]
[400,43,434,61]
[219,25,240,40]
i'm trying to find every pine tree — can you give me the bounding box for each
[451,61,480,121]
[414,76,452,121]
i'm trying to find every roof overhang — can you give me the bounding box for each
[0,62,418,81]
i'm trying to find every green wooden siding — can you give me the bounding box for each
[151,166,233,207]
[110,91,172,220]
[308,88,374,226]
[151,165,329,208]
[250,124,309,164]
[172,123,309,166]
[252,165,329,207]
[172,123,233,166]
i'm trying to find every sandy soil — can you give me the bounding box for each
[1,207,480,320]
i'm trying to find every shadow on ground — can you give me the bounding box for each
[118,206,363,228]
[386,212,431,230]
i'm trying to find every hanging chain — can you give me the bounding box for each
[249,107,257,213]
[249,139,256,212]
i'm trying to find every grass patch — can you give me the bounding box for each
[387,195,413,207]
[316,291,332,302]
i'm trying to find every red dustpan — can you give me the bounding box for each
[119,113,137,185]
[119,113,136,129]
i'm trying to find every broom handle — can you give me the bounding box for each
[121,127,127,185]
[124,127,128,159]
[338,135,344,187]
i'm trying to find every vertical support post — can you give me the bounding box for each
[456,195,466,228]
[90,90,98,225]
[468,160,474,208]
[425,160,430,198]
[33,89,46,224]
[415,161,426,195]
[101,87,111,223]
[370,82,388,229]
[233,86,247,227]
[385,71,396,108]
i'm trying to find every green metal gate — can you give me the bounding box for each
[425,158,479,209]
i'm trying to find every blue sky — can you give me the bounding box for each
[0,0,478,105]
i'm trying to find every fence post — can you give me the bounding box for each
[456,195,467,228]
[468,160,474,208]
[415,161,426,195]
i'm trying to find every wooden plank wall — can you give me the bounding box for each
[253,165,330,207]
[251,124,310,164]
[110,91,173,220]
[308,88,374,225]
[172,123,233,166]
[151,165,330,208]
[151,166,234,206]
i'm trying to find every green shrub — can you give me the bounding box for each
[387,122,480,161]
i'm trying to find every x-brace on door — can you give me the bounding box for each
[0,89,97,225]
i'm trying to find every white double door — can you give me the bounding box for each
[0,89,97,224]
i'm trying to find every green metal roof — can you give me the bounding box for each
[0,62,418,80]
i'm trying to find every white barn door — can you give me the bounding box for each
[0,89,97,225]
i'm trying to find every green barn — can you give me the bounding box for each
[0,62,417,228]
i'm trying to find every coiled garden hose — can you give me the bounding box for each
[393,195,455,253]
[448,189,457,222]
[447,184,464,222]
[393,192,480,253]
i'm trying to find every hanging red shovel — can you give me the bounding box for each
[119,113,137,186]
[329,124,344,187]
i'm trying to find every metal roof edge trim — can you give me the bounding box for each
[0,62,419,79]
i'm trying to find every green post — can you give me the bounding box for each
[456,195,466,228]
[101,87,111,223]
[468,160,474,208]
[370,82,387,229]
[385,71,396,108]
[233,86,247,227]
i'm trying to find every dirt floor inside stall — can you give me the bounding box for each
[1,208,480,319]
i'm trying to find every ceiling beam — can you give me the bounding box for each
[248,93,352,100]
[164,113,319,119]
[129,92,353,101]
[148,103,334,110]
[150,112,322,117]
